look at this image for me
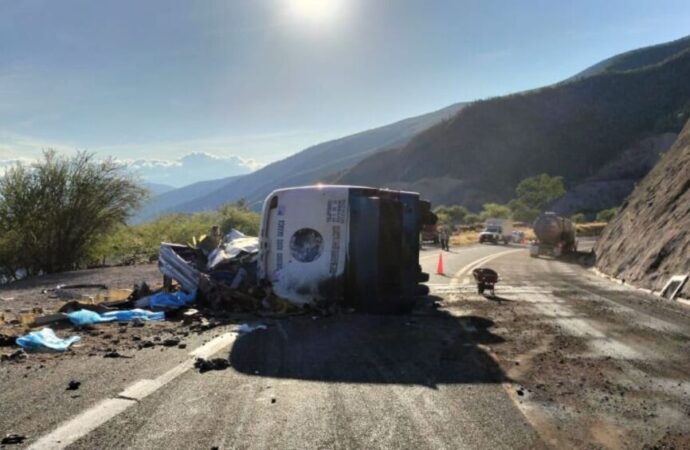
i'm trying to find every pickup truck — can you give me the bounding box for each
[479,218,513,244]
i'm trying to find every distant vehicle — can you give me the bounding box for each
[511,230,525,244]
[530,212,577,257]
[479,218,513,244]
[421,223,439,244]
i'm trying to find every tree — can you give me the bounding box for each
[596,207,619,223]
[571,213,587,223]
[0,151,147,276]
[508,199,540,223]
[463,214,481,225]
[479,203,511,221]
[515,174,566,211]
[433,205,469,224]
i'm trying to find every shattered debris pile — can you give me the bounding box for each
[0,227,289,361]
[158,228,292,314]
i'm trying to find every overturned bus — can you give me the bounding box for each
[258,185,436,313]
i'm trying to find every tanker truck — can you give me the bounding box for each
[530,212,577,258]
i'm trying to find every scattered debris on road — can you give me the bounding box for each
[103,350,132,359]
[1,434,27,445]
[15,328,81,352]
[237,323,267,334]
[0,333,16,347]
[472,268,499,297]
[194,357,230,373]
[1,349,27,362]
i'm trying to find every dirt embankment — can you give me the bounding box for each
[595,119,690,297]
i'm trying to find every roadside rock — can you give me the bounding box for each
[596,118,690,298]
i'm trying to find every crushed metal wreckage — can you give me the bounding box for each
[1,185,436,356]
[160,185,436,314]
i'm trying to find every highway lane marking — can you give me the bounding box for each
[29,332,238,450]
[450,249,524,286]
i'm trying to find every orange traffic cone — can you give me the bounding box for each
[436,251,445,275]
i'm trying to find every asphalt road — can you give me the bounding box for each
[2,243,689,449]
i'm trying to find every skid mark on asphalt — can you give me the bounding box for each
[29,332,238,450]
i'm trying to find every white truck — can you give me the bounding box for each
[479,218,513,245]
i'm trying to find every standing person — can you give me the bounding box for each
[439,227,450,251]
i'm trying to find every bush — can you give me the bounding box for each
[508,199,540,223]
[85,202,261,266]
[515,174,566,211]
[571,213,587,223]
[0,151,147,277]
[464,213,482,225]
[596,207,619,223]
[433,205,469,224]
[479,203,511,221]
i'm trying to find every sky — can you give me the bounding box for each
[1,0,690,184]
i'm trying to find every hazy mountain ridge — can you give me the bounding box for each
[133,176,241,223]
[129,152,258,188]
[595,118,690,298]
[137,102,466,217]
[338,40,690,210]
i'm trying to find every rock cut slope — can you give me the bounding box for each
[595,119,690,298]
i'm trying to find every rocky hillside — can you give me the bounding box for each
[569,34,690,80]
[550,133,678,215]
[595,119,690,298]
[338,37,690,210]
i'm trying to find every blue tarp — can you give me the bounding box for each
[102,309,165,322]
[67,309,165,326]
[148,289,196,311]
[67,309,116,326]
[16,328,81,352]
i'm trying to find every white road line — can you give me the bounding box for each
[29,332,238,450]
[450,248,524,287]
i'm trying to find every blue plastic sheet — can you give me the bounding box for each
[102,309,165,322]
[16,328,81,352]
[148,290,196,311]
[67,309,165,326]
[67,309,116,326]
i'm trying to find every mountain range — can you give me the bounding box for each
[133,102,465,222]
[135,34,690,221]
[337,35,690,211]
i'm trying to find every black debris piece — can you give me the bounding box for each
[103,351,132,359]
[1,434,27,445]
[162,338,180,347]
[0,333,17,347]
[129,282,153,301]
[1,349,27,362]
[66,380,81,391]
[194,357,230,373]
[138,340,155,349]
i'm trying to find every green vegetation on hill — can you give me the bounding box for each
[339,40,690,210]
[90,202,260,267]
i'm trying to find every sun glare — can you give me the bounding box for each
[287,0,345,25]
